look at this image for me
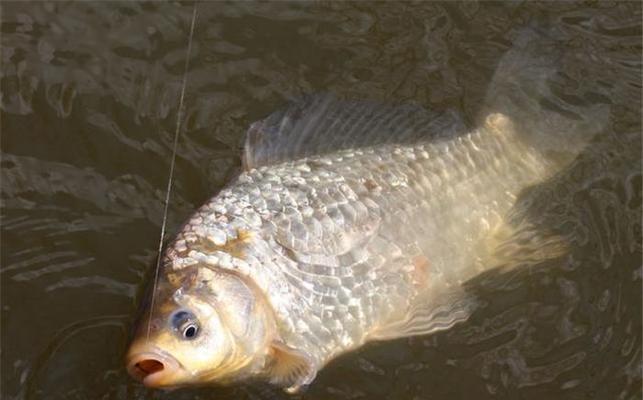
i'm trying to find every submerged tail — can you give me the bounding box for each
[481,25,610,167]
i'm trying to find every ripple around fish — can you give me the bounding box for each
[17,315,130,400]
[9,257,95,282]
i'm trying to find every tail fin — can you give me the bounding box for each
[481,25,610,166]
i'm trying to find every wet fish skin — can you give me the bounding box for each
[127,27,609,391]
[130,113,550,391]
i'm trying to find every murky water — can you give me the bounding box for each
[2,2,641,400]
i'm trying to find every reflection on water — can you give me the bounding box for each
[1,2,641,400]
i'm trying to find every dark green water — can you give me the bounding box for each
[1,2,641,399]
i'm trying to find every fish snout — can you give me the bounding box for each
[127,350,180,387]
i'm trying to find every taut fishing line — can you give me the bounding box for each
[147,3,198,340]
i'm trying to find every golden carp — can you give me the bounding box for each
[126,29,607,393]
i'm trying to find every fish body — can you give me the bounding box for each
[126,27,608,392]
[126,105,555,391]
[171,113,547,356]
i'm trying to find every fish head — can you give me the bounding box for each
[126,265,274,388]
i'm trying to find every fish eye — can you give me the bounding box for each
[182,323,199,339]
[171,310,199,340]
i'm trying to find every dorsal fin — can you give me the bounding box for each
[242,94,466,170]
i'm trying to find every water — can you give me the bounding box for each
[1,2,641,399]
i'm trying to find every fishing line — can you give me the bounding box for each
[147,3,198,340]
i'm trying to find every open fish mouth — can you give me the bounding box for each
[127,349,181,387]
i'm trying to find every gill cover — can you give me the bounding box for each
[182,267,272,378]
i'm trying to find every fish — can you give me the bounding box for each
[125,29,607,393]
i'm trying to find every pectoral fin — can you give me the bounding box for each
[266,341,317,393]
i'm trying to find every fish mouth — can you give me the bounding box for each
[126,349,181,388]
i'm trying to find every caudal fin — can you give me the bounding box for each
[481,25,610,166]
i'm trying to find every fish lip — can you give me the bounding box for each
[126,349,181,387]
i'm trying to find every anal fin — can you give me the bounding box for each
[479,216,569,276]
[469,215,571,294]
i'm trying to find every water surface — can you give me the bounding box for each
[2,2,641,399]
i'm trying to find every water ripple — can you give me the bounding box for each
[1,2,640,400]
